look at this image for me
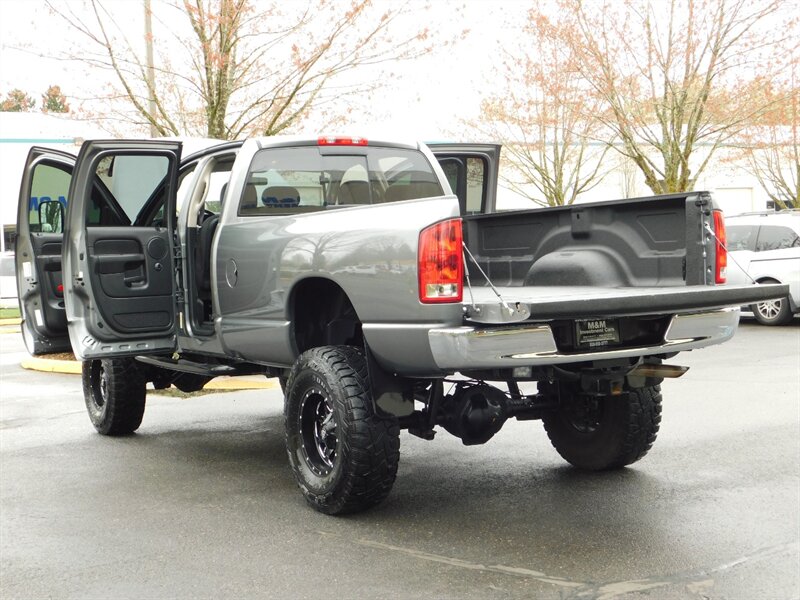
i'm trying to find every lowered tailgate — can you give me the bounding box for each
[462,283,789,322]
[427,282,788,370]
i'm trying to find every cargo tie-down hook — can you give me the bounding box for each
[462,242,514,315]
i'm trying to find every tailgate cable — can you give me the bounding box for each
[462,243,514,315]
[703,222,757,284]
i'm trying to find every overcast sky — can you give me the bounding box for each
[0,0,530,140]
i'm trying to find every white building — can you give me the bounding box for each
[494,142,781,215]
[0,112,108,252]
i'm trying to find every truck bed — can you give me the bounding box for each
[459,191,787,329]
[463,193,710,289]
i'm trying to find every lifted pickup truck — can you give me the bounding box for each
[16,137,786,514]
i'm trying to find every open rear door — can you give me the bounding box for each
[63,140,182,359]
[15,147,76,355]
[428,143,501,214]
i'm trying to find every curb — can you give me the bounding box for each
[20,358,82,374]
[20,357,278,390]
[0,318,21,325]
[205,377,278,390]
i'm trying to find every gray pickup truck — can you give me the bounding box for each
[16,137,786,514]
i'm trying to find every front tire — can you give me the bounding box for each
[284,346,400,515]
[82,359,146,435]
[541,383,662,471]
[751,297,793,325]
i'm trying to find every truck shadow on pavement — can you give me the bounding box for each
[76,406,798,598]
[120,410,670,531]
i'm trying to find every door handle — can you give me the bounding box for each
[42,257,62,271]
[123,272,146,285]
[95,253,146,274]
[95,253,145,265]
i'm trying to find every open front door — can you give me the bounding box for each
[63,140,182,359]
[428,143,501,214]
[15,147,76,355]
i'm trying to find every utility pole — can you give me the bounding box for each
[144,0,158,137]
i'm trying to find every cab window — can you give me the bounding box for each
[238,146,442,216]
[29,162,70,233]
[91,155,170,226]
[465,157,486,214]
[437,155,487,215]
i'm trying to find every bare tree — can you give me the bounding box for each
[48,0,435,139]
[618,154,640,198]
[746,134,799,210]
[476,9,611,207]
[561,0,794,195]
[739,69,799,209]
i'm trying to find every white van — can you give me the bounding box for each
[726,211,800,325]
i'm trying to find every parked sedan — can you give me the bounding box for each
[725,211,800,325]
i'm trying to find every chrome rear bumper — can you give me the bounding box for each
[428,307,740,370]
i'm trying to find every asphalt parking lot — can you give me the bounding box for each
[1,318,799,599]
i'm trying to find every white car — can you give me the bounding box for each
[0,251,17,300]
[725,211,800,325]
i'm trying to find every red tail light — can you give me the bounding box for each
[318,136,368,146]
[419,218,463,303]
[713,209,727,284]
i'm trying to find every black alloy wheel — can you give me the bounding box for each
[298,386,338,476]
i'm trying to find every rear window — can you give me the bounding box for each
[755,225,800,251]
[238,146,442,216]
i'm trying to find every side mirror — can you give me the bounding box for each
[38,200,65,234]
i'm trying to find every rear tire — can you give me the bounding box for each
[541,382,662,471]
[284,346,400,514]
[82,359,146,435]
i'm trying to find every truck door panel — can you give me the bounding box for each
[63,141,182,359]
[85,228,174,333]
[31,234,66,315]
[15,149,75,354]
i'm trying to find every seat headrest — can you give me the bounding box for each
[241,183,259,210]
[337,180,371,205]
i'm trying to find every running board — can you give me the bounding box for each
[135,355,265,377]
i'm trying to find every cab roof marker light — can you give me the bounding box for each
[318,137,368,146]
